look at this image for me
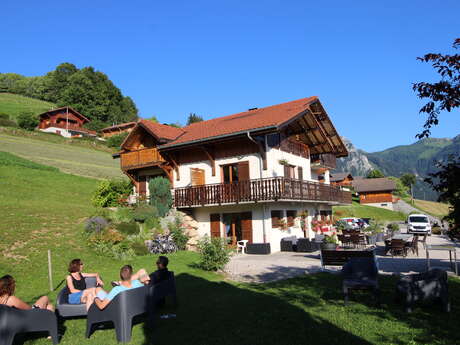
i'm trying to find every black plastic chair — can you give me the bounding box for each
[86,285,149,343]
[296,238,320,252]
[342,257,380,306]
[56,276,97,318]
[396,268,450,313]
[151,271,177,306]
[0,305,58,345]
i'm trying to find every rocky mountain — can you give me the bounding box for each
[335,138,374,176]
[334,135,460,201]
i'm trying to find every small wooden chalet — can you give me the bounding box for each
[115,96,351,252]
[38,106,96,138]
[352,177,396,210]
[101,122,137,138]
[330,172,354,187]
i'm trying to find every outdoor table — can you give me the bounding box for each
[426,244,458,275]
[391,234,413,241]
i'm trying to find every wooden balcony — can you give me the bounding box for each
[310,153,337,169]
[173,177,351,207]
[120,148,166,170]
[280,138,310,158]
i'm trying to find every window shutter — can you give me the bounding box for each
[284,165,290,178]
[298,166,303,180]
[237,161,250,181]
[241,212,253,243]
[191,168,205,186]
[210,213,221,238]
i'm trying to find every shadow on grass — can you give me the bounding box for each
[142,273,373,345]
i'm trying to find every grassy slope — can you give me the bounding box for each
[333,202,406,221]
[0,130,122,179]
[1,153,460,345]
[0,92,55,119]
[413,199,450,218]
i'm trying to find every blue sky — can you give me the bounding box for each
[1,0,459,152]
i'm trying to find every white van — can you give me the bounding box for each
[406,214,431,235]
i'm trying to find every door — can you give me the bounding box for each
[191,168,206,204]
[138,176,147,196]
[222,212,252,245]
[221,161,250,201]
[210,213,221,238]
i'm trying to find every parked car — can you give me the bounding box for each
[406,214,431,235]
[339,217,369,230]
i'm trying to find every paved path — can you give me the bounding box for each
[225,234,459,283]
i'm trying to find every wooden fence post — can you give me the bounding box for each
[47,250,53,292]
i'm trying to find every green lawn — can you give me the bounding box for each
[0,130,122,179]
[0,92,55,119]
[1,153,460,345]
[334,202,407,222]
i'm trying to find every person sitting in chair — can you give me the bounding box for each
[66,258,103,310]
[0,275,54,311]
[149,256,170,285]
[94,265,143,310]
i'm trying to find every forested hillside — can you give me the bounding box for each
[0,63,138,130]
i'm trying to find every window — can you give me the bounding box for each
[286,210,297,227]
[267,133,280,148]
[271,210,282,228]
[284,165,296,179]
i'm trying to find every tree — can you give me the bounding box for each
[186,113,203,125]
[147,116,159,123]
[400,173,416,189]
[149,177,172,217]
[367,169,384,178]
[17,112,38,131]
[413,38,460,232]
[413,38,460,139]
[425,156,460,238]
[388,177,409,198]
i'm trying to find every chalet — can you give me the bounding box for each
[116,97,351,252]
[101,122,137,138]
[330,172,354,187]
[38,106,97,138]
[352,177,396,210]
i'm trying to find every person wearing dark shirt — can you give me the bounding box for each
[149,256,169,285]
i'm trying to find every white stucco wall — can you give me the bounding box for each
[191,201,332,253]
[40,127,72,138]
[363,202,394,211]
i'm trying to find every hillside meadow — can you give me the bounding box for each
[0,92,55,119]
[1,152,460,345]
[333,202,407,222]
[0,130,122,179]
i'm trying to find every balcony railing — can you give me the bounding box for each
[310,153,337,169]
[280,138,309,158]
[120,148,166,170]
[174,177,351,207]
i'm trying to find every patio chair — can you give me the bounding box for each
[86,286,149,343]
[296,238,320,252]
[338,234,352,248]
[350,233,366,249]
[342,257,380,306]
[56,276,97,318]
[280,236,296,252]
[0,305,59,345]
[396,268,450,313]
[390,239,407,257]
[237,240,249,254]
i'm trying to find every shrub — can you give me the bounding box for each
[432,226,442,235]
[131,240,150,256]
[0,113,16,127]
[87,228,125,246]
[197,236,231,271]
[149,177,172,217]
[133,204,158,222]
[84,216,109,233]
[145,216,160,232]
[109,207,134,223]
[17,111,38,131]
[170,222,189,250]
[106,132,129,148]
[92,179,132,207]
[116,221,139,235]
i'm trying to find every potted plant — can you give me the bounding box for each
[278,218,288,231]
[278,159,289,166]
[321,234,338,250]
[387,223,400,237]
[364,220,382,244]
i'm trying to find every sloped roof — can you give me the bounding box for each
[160,97,318,148]
[330,172,353,182]
[139,120,185,142]
[38,106,90,123]
[102,122,137,132]
[352,178,396,193]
